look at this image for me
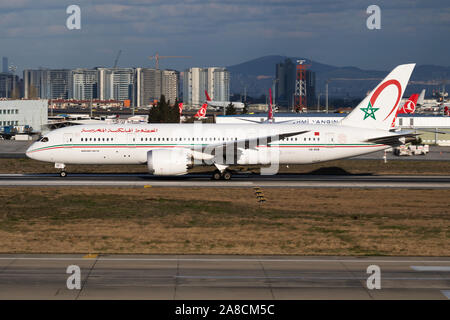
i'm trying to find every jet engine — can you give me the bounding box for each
[147,149,192,176]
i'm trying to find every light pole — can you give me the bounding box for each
[317,93,322,112]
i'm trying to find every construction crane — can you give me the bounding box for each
[148,52,191,69]
[113,50,122,69]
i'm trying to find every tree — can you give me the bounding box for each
[241,102,249,115]
[148,95,180,123]
[225,102,237,115]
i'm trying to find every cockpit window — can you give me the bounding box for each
[40,137,49,142]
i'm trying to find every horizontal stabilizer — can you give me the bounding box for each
[366,132,419,146]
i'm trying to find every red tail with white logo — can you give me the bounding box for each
[205,90,212,102]
[398,94,419,114]
[194,103,207,119]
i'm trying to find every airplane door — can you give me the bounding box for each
[127,133,136,148]
[63,133,73,147]
[326,133,335,147]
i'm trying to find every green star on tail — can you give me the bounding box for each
[360,101,379,120]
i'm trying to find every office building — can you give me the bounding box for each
[183,67,229,107]
[98,68,135,104]
[72,68,98,100]
[2,57,8,73]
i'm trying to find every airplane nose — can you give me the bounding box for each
[25,144,35,159]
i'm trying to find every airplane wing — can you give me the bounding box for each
[194,130,310,152]
[238,118,295,124]
[365,132,419,146]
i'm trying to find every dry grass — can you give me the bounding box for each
[0,187,448,256]
[1,158,450,175]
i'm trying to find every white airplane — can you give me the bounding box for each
[205,90,245,110]
[26,64,417,180]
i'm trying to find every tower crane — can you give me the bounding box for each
[148,52,191,69]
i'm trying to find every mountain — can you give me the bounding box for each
[227,55,450,100]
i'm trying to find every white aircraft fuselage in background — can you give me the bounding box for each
[207,101,245,110]
[26,64,417,178]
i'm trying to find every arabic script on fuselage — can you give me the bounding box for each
[81,128,158,133]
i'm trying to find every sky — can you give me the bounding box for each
[0,0,449,74]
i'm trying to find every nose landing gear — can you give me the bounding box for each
[55,163,67,178]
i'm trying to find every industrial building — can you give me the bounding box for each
[275,58,315,111]
[183,67,230,107]
[0,100,48,133]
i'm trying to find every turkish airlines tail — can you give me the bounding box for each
[398,94,419,114]
[194,103,208,118]
[205,90,212,102]
[341,64,415,131]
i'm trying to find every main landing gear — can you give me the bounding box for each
[212,169,232,181]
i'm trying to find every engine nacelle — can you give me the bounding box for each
[147,149,192,176]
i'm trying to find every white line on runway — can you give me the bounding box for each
[410,266,450,271]
[0,257,449,264]
[175,275,450,280]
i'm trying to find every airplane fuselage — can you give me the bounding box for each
[26,123,389,166]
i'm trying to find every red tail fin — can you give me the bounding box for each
[398,93,419,114]
[194,103,207,118]
[268,88,273,121]
[205,90,211,101]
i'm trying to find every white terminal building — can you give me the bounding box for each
[0,100,48,132]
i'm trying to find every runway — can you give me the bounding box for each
[1,173,450,188]
[0,254,449,300]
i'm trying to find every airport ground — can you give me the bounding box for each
[0,186,448,256]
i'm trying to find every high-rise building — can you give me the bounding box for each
[161,70,179,104]
[275,58,315,110]
[183,67,229,107]
[211,68,230,102]
[24,69,48,99]
[0,72,18,98]
[72,69,98,100]
[136,68,180,107]
[2,57,8,73]
[47,69,71,99]
[98,68,135,104]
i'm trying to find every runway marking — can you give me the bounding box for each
[410,266,450,272]
[441,290,450,299]
[0,257,449,264]
[175,275,450,281]
[83,254,98,259]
